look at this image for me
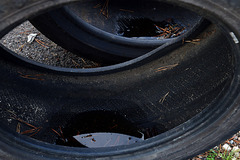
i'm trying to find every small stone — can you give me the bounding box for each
[222,144,231,151]
[230,140,234,144]
[238,137,240,141]
[232,146,239,152]
[234,152,239,158]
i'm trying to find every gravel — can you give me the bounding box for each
[1,21,240,160]
[0,21,100,68]
[190,131,240,160]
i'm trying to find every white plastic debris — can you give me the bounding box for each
[222,143,231,151]
[27,33,38,43]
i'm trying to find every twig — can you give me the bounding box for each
[159,92,170,104]
[154,25,171,34]
[174,29,185,37]
[7,110,37,129]
[16,123,21,133]
[20,75,45,81]
[94,3,102,8]
[29,127,41,137]
[119,9,134,13]
[18,43,26,52]
[110,124,118,129]
[100,0,109,18]
[51,128,61,137]
[185,39,201,44]
[19,30,31,35]
[6,110,17,117]
[51,127,66,142]
[35,39,49,48]
[82,134,93,138]
[59,126,65,139]
[81,58,87,65]
[18,72,45,81]
[155,64,178,72]
[21,128,37,135]
[72,60,80,68]
[16,118,37,129]
[7,110,41,136]
[92,61,101,67]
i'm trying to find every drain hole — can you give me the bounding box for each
[52,111,165,148]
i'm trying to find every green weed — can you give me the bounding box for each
[207,148,240,160]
